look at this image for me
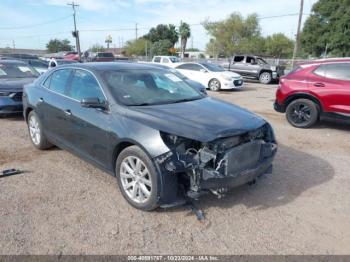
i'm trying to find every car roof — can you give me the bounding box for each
[58,62,168,71]
[299,57,350,67]
[0,59,28,65]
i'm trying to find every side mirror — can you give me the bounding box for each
[81,97,108,110]
[200,69,208,73]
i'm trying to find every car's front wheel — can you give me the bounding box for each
[209,79,221,91]
[27,111,52,149]
[259,72,272,84]
[286,99,319,128]
[116,146,160,211]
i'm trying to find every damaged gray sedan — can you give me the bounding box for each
[23,63,277,211]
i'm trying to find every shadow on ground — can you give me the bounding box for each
[165,144,334,214]
[0,114,24,121]
[316,117,350,131]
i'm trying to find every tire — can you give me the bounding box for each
[286,99,319,128]
[209,78,221,91]
[259,72,272,84]
[27,111,53,150]
[115,145,160,211]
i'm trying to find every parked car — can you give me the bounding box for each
[63,51,80,61]
[151,56,181,67]
[175,62,243,91]
[0,60,39,115]
[146,63,207,94]
[0,57,49,74]
[26,59,49,74]
[224,55,284,84]
[91,52,115,62]
[23,62,277,210]
[274,58,350,128]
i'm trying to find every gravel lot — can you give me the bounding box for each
[1,82,350,255]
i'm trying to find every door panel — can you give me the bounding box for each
[62,99,111,167]
[64,69,111,167]
[40,69,73,144]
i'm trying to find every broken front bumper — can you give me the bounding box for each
[200,140,277,189]
[155,129,277,205]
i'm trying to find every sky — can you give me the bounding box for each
[0,0,318,51]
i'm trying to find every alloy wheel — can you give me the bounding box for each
[290,103,312,125]
[120,156,152,204]
[29,115,41,145]
[209,79,220,91]
[260,72,271,84]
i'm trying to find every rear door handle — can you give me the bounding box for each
[314,83,325,87]
[38,97,44,102]
[64,109,72,116]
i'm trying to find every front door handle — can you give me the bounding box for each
[38,97,44,103]
[64,109,72,116]
[314,82,325,87]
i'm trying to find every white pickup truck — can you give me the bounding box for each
[151,56,181,67]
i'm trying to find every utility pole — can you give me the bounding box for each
[291,0,304,69]
[67,2,81,59]
[135,23,138,40]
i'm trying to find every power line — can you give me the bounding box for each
[0,15,71,30]
[258,13,309,19]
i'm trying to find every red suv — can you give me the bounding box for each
[274,58,350,128]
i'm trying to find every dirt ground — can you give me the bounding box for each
[0,82,350,255]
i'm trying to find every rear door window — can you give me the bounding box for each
[153,57,161,63]
[324,63,350,80]
[48,69,72,95]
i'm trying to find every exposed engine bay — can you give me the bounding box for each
[154,124,277,205]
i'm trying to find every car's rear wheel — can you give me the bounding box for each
[259,72,272,84]
[286,99,319,128]
[115,146,159,211]
[27,111,52,149]
[209,79,221,91]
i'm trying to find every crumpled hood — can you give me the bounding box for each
[0,78,36,92]
[125,97,266,142]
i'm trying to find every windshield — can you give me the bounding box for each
[257,58,267,65]
[101,69,204,106]
[201,63,225,72]
[0,63,39,78]
[169,57,180,63]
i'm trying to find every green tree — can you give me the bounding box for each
[124,38,150,56]
[265,33,294,58]
[150,39,173,56]
[179,22,191,58]
[203,12,261,56]
[89,44,106,52]
[46,39,73,53]
[144,24,179,47]
[301,0,350,57]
